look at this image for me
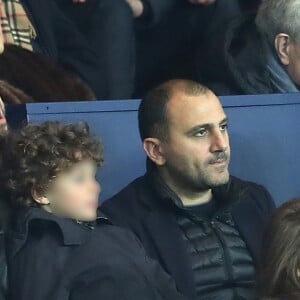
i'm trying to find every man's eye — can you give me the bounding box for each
[220,123,228,131]
[194,129,207,137]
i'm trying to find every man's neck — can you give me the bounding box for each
[157,169,213,207]
[177,189,213,207]
[154,169,213,207]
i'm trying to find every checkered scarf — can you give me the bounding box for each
[0,0,36,51]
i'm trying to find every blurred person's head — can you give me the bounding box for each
[139,79,230,204]
[256,0,300,87]
[260,198,300,299]
[0,121,103,222]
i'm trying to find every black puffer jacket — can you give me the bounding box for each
[102,173,275,300]
[176,210,256,299]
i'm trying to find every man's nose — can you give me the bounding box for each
[210,130,228,152]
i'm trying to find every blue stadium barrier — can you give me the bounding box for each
[7,93,300,206]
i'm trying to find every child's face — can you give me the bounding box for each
[43,159,100,221]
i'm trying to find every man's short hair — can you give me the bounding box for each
[0,121,103,209]
[255,0,300,44]
[138,79,209,141]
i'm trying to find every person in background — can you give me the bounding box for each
[56,0,242,99]
[0,45,95,103]
[198,0,300,96]
[0,0,107,99]
[0,1,96,102]
[0,97,8,300]
[0,98,7,134]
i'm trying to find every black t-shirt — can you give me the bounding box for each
[182,197,217,220]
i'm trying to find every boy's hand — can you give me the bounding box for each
[188,0,216,5]
[125,0,144,18]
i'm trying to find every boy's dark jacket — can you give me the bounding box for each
[5,208,186,300]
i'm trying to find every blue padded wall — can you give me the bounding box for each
[19,93,300,205]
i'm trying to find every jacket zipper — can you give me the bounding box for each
[210,218,240,298]
[210,219,234,282]
[190,208,236,294]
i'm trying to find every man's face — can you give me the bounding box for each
[159,91,230,193]
[286,41,300,87]
[44,160,100,221]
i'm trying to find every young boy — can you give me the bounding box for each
[0,121,185,300]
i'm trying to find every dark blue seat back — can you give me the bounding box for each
[9,93,300,205]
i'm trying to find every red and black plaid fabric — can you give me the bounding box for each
[0,0,36,50]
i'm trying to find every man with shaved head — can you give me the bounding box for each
[102,79,275,300]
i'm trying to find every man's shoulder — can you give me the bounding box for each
[229,175,265,190]
[103,175,152,207]
[229,176,271,197]
[227,176,275,214]
[101,175,157,226]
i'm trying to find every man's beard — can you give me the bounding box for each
[166,152,230,193]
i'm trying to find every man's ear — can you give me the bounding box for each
[143,138,166,166]
[275,33,292,66]
[31,186,50,205]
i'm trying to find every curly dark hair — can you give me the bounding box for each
[0,121,103,210]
